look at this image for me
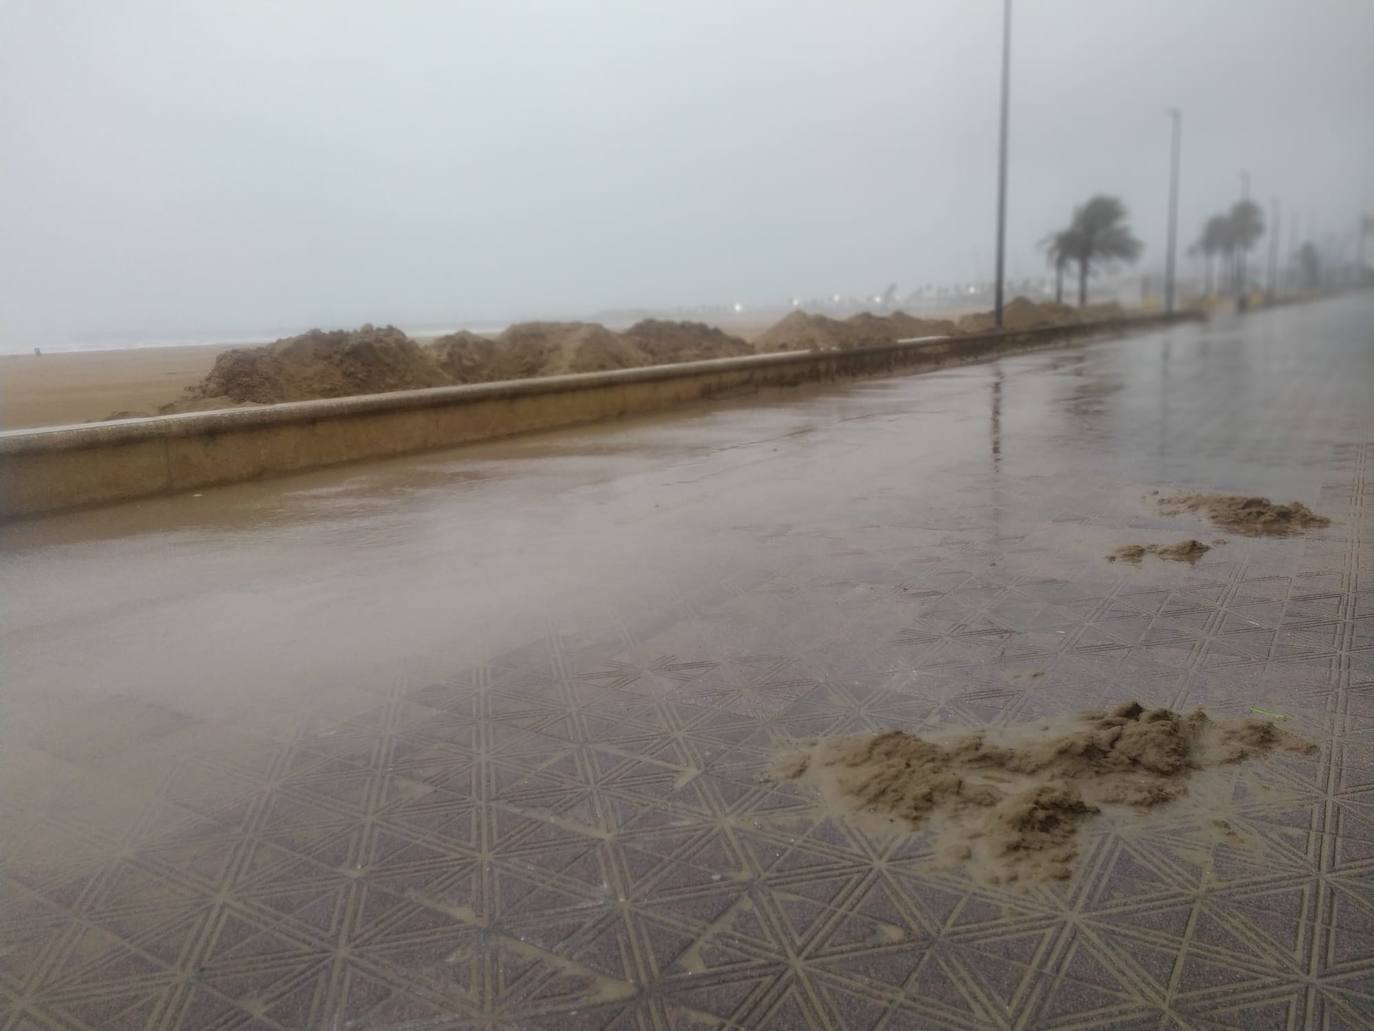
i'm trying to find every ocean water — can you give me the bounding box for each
[1,323,517,356]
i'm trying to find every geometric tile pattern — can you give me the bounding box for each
[2,296,1372,1028]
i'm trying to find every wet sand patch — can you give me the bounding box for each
[1157,493,1330,536]
[1108,539,1211,564]
[770,704,1313,885]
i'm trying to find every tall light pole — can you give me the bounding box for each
[993,0,1011,328]
[1164,108,1181,313]
[1268,197,1280,297]
[1237,170,1251,293]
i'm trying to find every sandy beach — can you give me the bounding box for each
[0,322,783,432]
[0,314,944,431]
[0,345,224,430]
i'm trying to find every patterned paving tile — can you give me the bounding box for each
[2,298,1373,1028]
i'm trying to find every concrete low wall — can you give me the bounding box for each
[0,313,1198,519]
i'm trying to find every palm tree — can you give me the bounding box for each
[1039,228,1080,303]
[1228,200,1264,292]
[1063,196,1143,306]
[1197,215,1234,297]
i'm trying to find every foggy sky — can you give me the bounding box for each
[2,0,1371,344]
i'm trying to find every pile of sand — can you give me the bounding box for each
[834,312,908,348]
[497,321,644,378]
[425,330,501,383]
[185,325,450,405]
[620,319,752,365]
[772,702,1312,884]
[1039,300,1081,323]
[1108,539,1211,564]
[426,322,644,384]
[754,310,958,353]
[147,317,766,413]
[954,311,998,334]
[112,297,1058,416]
[430,320,752,385]
[1000,296,1068,330]
[753,311,851,353]
[886,311,960,339]
[1159,494,1331,536]
[1080,301,1126,321]
[956,296,1079,334]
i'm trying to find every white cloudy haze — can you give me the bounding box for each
[1,0,1371,345]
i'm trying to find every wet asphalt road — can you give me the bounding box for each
[1,294,1371,1030]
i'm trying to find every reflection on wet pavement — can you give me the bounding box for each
[2,295,1372,1029]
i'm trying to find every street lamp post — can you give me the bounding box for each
[993,0,1011,329]
[1269,197,1280,298]
[1164,108,1181,314]
[1237,170,1251,294]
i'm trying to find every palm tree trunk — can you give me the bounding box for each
[1078,259,1088,306]
[1055,265,1063,303]
[1205,255,1213,297]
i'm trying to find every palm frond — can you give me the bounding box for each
[1062,195,1142,271]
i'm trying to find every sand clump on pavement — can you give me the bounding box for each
[1109,539,1211,564]
[772,703,1313,884]
[1158,493,1331,536]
